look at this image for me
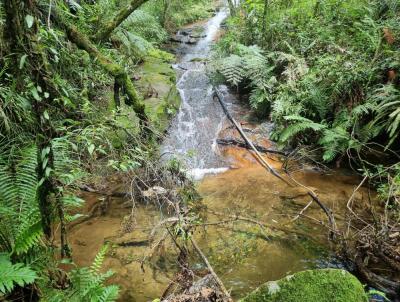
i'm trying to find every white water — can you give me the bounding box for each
[162,8,233,178]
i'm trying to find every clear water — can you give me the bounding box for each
[161,9,232,179]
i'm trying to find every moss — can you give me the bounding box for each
[136,53,181,132]
[240,269,368,302]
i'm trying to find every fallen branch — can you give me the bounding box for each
[213,88,290,185]
[213,88,337,234]
[291,200,313,222]
[216,138,288,156]
[206,209,319,239]
[94,0,149,42]
[190,238,232,301]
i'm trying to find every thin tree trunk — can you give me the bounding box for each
[4,0,56,239]
[227,0,236,16]
[262,0,269,44]
[94,0,149,42]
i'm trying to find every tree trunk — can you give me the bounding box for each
[262,0,269,44]
[56,12,149,126]
[3,0,57,240]
[94,0,149,42]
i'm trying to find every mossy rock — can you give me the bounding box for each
[240,269,368,302]
[136,52,181,132]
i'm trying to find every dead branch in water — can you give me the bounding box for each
[190,238,232,301]
[213,87,337,235]
[213,88,290,185]
[216,138,288,156]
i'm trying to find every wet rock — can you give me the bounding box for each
[189,33,207,39]
[180,30,191,36]
[240,269,368,302]
[187,38,199,45]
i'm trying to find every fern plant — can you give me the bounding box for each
[370,84,400,147]
[0,145,43,296]
[0,145,43,256]
[45,245,119,302]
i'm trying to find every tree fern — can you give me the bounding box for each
[117,30,154,60]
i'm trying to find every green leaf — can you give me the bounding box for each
[88,144,95,155]
[43,110,50,120]
[19,55,28,70]
[25,15,34,29]
[0,256,37,294]
[45,167,52,177]
[13,221,43,255]
[31,87,41,101]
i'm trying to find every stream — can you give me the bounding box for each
[68,6,372,301]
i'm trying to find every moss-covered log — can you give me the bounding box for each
[55,10,148,125]
[94,0,149,42]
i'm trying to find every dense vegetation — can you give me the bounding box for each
[1,0,400,300]
[214,0,400,191]
[0,0,211,300]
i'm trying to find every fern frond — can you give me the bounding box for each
[0,254,37,294]
[90,245,108,274]
[98,285,119,302]
[16,145,38,207]
[0,163,17,208]
[13,221,43,255]
[279,115,326,143]
[216,55,245,86]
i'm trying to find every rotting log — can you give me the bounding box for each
[94,0,150,42]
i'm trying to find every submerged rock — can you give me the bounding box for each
[240,269,368,302]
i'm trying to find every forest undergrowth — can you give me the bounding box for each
[0,0,213,300]
[211,0,400,297]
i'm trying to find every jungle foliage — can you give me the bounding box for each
[214,0,400,161]
[213,0,400,205]
[0,0,211,300]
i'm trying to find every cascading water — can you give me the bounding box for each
[161,8,233,180]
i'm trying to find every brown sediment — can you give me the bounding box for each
[67,160,376,301]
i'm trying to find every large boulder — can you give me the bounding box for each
[241,269,368,302]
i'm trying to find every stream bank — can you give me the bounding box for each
[68,4,381,302]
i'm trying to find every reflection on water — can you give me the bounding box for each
[69,162,369,301]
